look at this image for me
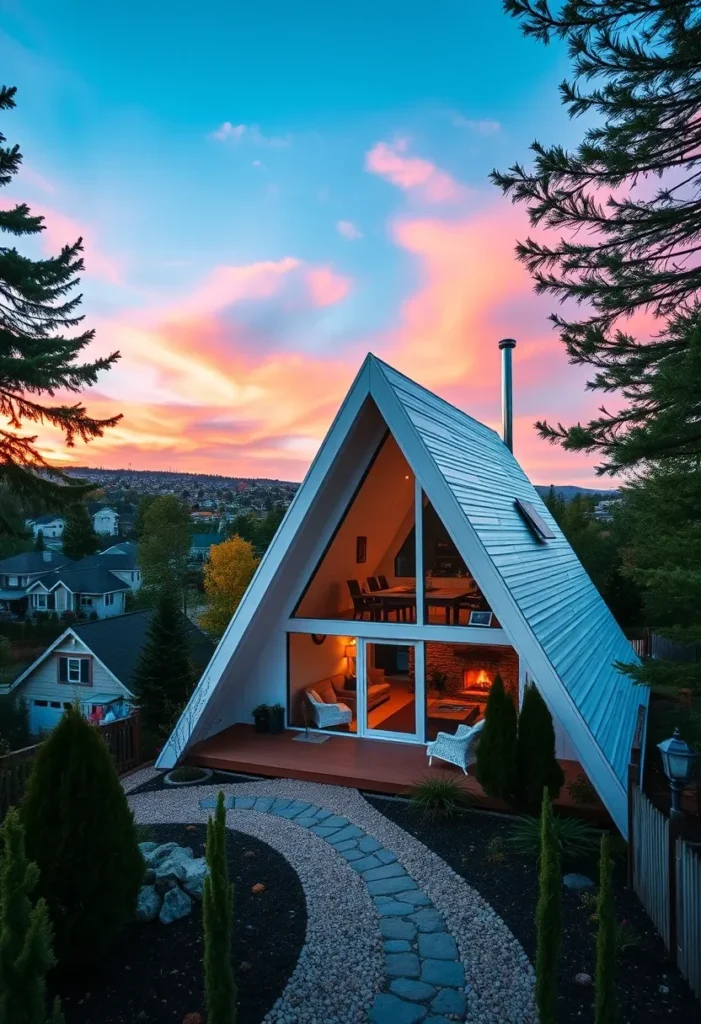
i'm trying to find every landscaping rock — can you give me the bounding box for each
[430,988,466,1016]
[146,841,179,867]
[563,872,595,890]
[143,868,155,885]
[159,886,193,924]
[138,841,158,857]
[182,857,209,900]
[136,884,162,923]
[154,848,194,890]
[574,972,592,986]
[390,979,436,1002]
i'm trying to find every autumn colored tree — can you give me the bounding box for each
[200,535,258,637]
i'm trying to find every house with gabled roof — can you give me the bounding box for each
[156,350,648,837]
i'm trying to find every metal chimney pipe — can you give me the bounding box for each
[498,338,516,452]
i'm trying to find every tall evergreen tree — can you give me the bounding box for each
[516,683,565,812]
[595,834,617,1024]
[0,808,64,1024]
[475,674,518,802]
[137,495,191,604]
[60,503,98,560]
[132,591,195,742]
[21,705,143,968]
[33,529,44,552]
[203,792,236,1024]
[493,3,701,472]
[0,86,120,513]
[535,788,561,1024]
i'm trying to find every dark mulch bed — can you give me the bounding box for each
[127,769,259,796]
[367,795,699,1023]
[50,824,306,1024]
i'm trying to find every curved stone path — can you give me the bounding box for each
[127,775,536,1024]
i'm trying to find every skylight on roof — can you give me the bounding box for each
[515,498,555,541]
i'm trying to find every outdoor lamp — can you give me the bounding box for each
[657,727,698,816]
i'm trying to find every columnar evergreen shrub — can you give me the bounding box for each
[21,705,143,967]
[475,674,518,802]
[535,788,561,1024]
[132,591,195,743]
[0,808,64,1024]
[61,504,99,561]
[595,834,617,1024]
[516,683,565,812]
[203,791,236,1024]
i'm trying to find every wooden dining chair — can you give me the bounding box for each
[346,580,376,620]
[366,577,380,592]
[378,575,390,590]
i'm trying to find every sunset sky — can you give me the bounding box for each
[3,2,618,485]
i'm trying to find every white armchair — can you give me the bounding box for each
[426,718,485,774]
[305,687,353,729]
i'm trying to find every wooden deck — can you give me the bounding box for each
[189,724,611,822]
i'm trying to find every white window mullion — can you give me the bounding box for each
[414,480,424,625]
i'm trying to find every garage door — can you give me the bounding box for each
[30,699,67,734]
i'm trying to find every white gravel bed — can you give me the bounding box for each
[128,788,384,1024]
[121,765,160,793]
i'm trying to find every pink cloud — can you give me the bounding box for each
[336,219,362,240]
[305,266,352,307]
[28,204,123,286]
[365,138,465,204]
[210,122,291,147]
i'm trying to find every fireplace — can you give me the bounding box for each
[462,668,492,697]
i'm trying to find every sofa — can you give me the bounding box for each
[305,669,390,718]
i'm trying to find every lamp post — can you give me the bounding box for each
[657,727,698,817]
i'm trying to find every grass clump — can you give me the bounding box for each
[508,813,601,862]
[408,774,472,819]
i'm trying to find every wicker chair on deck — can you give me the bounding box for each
[426,718,485,774]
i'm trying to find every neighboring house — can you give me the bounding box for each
[10,610,215,734]
[189,533,222,563]
[157,353,648,838]
[0,551,75,616]
[72,542,141,591]
[26,566,130,619]
[25,514,65,540]
[88,504,120,536]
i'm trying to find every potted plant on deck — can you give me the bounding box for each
[253,703,270,733]
[268,703,285,735]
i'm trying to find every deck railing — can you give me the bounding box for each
[0,711,143,821]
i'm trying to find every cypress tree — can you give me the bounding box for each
[34,530,44,552]
[204,791,236,1024]
[132,592,195,742]
[21,705,143,967]
[61,504,99,561]
[0,86,120,511]
[516,683,565,813]
[475,674,518,802]
[535,788,561,1024]
[0,807,64,1024]
[595,834,617,1024]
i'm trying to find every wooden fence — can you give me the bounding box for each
[628,629,701,663]
[631,784,670,947]
[0,712,142,821]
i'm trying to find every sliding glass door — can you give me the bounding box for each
[357,639,424,743]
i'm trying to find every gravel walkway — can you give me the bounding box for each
[128,779,536,1024]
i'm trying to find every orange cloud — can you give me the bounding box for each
[305,266,352,307]
[365,139,465,204]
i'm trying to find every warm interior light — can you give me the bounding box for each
[463,668,492,690]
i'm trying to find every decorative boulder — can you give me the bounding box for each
[138,841,159,857]
[159,886,193,924]
[136,885,162,923]
[154,847,195,892]
[146,842,180,867]
[563,873,595,891]
[182,857,209,900]
[144,868,156,885]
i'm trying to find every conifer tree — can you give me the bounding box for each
[0,808,64,1024]
[0,86,120,511]
[493,4,701,472]
[516,684,564,812]
[60,503,98,560]
[535,788,561,1024]
[21,705,143,967]
[33,530,44,552]
[132,591,195,741]
[595,834,617,1024]
[475,674,518,802]
[203,791,236,1024]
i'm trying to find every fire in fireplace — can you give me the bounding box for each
[463,668,492,693]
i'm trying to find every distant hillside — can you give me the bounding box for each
[535,485,620,502]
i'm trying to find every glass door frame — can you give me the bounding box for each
[356,638,425,744]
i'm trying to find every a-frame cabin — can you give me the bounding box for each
[157,354,648,836]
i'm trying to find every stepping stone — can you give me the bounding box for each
[420,959,464,988]
[425,1017,453,1024]
[385,939,412,952]
[199,795,217,809]
[376,849,397,865]
[270,798,292,811]
[397,890,431,907]
[367,876,417,897]
[418,933,459,961]
[233,796,256,809]
[411,908,447,933]
[363,862,406,882]
[331,839,359,853]
[272,802,312,819]
[350,855,382,873]
[327,825,365,843]
[314,807,334,821]
[391,979,436,1003]
[359,836,383,854]
[321,815,349,828]
[369,993,427,1024]
[380,918,417,941]
[375,899,415,917]
[386,952,421,978]
[431,989,466,1017]
[309,825,341,839]
[294,816,320,828]
[253,797,275,812]
[340,849,365,863]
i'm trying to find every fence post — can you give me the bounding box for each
[132,711,142,767]
[668,812,685,964]
[627,762,637,887]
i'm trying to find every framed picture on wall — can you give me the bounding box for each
[469,610,493,628]
[356,536,367,563]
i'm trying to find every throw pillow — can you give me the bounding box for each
[307,689,323,704]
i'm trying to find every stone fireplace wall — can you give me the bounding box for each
[410,643,519,706]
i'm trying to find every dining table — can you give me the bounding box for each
[370,585,481,625]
